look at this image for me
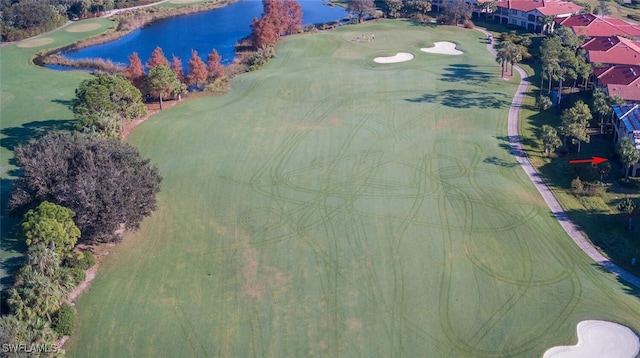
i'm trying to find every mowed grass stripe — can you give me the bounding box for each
[64,20,640,357]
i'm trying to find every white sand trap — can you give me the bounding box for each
[543,320,640,358]
[420,41,463,55]
[373,52,414,63]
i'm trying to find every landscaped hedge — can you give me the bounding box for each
[52,303,76,337]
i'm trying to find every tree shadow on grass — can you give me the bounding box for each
[439,64,495,87]
[0,178,24,289]
[483,156,518,167]
[0,119,76,152]
[495,135,538,154]
[406,89,511,109]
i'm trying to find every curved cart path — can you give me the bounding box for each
[478,29,640,288]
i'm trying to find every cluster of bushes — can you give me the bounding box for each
[1,129,162,354]
[0,201,96,354]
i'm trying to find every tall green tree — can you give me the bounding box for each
[540,125,561,156]
[616,137,640,179]
[383,0,403,18]
[592,89,611,134]
[617,198,637,230]
[21,201,80,259]
[347,0,375,23]
[9,131,163,243]
[441,0,472,25]
[405,0,431,15]
[146,65,182,110]
[72,73,146,137]
[560,100,592,152]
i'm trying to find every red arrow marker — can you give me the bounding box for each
[569,156,607,165]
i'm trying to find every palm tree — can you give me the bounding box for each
[540,125,561,156]
[592,89,611,134]
[617,198,637,230]
[27,244,60,278]
[616,137,640,179]
[496,47,509,78]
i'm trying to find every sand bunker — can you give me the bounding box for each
[17,38,54,48]
[373,52,414,63]
[420,41,463,55]
[66,23,102,33]
[543,320,640,358]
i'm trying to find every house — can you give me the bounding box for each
[593,65,640,103]
[582,36,640,66]
[490,0,583,32]
[612,104,640,176]
[556,14,640,39]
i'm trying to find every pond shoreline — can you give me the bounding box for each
[36,0,242,70]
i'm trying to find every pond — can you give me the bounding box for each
[51,0,349,70]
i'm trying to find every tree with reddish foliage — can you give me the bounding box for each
[251,16,278,49]
[170,55,185,83]
[146,46,169,69]
[187,50,208,89]
[250,0,302,49]
[206,49,225,81]
[123,52,146,89]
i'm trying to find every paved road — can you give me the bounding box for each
[477,29,640,288]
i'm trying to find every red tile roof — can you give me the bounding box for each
[596,65,640,101]
[582,36,640,65]
[537,1,583,16]
[597,65,640,85]
[607,84,640,102]
[495,0,582,15]
[558,15,640,38]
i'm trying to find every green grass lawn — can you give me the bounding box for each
[0,18,115,287]
[54,20,640,357]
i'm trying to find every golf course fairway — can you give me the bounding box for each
[53,20,640,357]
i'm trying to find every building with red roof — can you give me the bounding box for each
[594,65,640,103]
[490,0,583,32]
[582,36,640,66]
[612,104,640,176]
[556,14,640,39]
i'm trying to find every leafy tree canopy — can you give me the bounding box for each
[22,201,80,259]
[72,73,146,137]
[10,131,163,243]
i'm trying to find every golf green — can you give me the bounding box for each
[53,20,640,356]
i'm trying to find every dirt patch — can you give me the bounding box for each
[17,38,54,48]
[66,23,102,33]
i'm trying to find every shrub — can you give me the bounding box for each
[69,267,86,286]
[462,19,474,28]
[247,53,271,71]
[52,304,76,337]
[584,183,602,197]
[78,251,95,270]
[571,176,584,194]
[536,95,552,111]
